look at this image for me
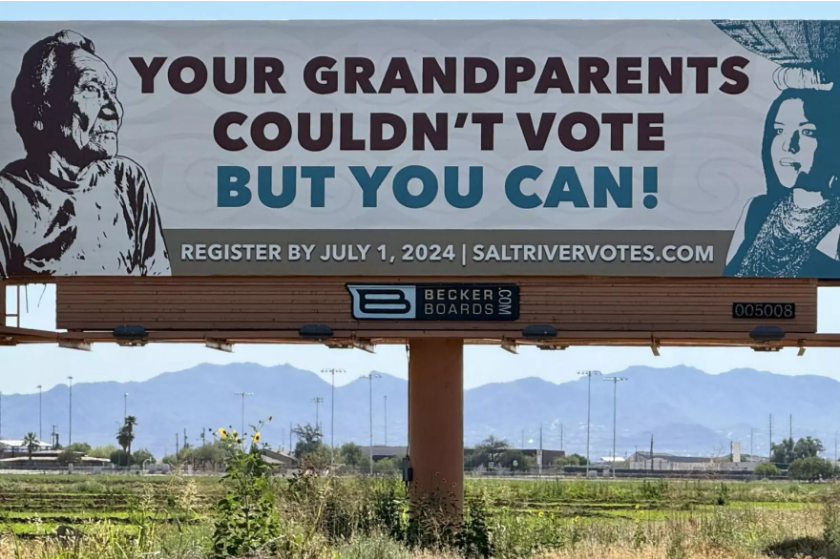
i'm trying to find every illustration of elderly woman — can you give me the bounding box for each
[724,87,840,277]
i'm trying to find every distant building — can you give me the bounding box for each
[626,451,758,472]
[0,454,110,470]
[515,448,566,467]
[0,439,51,459]
[260,448,297,468]
[361,446,565,469]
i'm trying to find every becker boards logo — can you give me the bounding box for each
[347,284,520,321]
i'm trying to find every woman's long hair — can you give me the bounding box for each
[761,87,840,200]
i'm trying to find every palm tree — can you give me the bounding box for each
[116,416,138,468]
[23,432,38,461]
[124,416,137,458]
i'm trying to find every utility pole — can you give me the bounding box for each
[311,397,324,433]
[769,414,773,457]
[650,434,654,473]
[67,376,73,445]
[320,368,345,466]
[604,377,627,478]
[289,421,293,452]
[175,432,179,456]
[183,428,188,450]
[37,385,42,441]
[233,392,253,445]
[360,373,381,474]
[383,395,388,446]
[578,370,601,477]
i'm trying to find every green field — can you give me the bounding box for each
[0,474,836,558]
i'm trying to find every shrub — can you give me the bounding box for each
[56,448,81,466]
[789,456,837,482]
[88,445,118,459]
[110,449,133,466]
[755,462,780,477]
[133,448,155,466]
[824,488,840,558]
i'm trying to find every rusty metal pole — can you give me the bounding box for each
[408,338,464,521]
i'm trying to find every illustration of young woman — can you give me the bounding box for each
[725,88,840,278]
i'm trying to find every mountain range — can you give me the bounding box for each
[0,363,837,460]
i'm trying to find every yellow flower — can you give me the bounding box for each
[231,430,239,439]
[218,428,228,439]
[253,432,261,444]
[538,511,544,518]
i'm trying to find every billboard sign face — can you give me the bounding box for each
[1,20,839,279]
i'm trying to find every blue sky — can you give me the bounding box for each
[4,2,840,395]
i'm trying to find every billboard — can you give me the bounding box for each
[0,20,838,278]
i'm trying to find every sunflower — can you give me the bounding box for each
[218,428,228,439]
[253,432,261,444]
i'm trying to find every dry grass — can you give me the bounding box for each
[0,510,825,559]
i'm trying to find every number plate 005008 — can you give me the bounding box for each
[732,302,796,320]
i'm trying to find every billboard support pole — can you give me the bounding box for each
[408,338,464,522]
[0,281,5,329]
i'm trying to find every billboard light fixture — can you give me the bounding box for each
[522,325,557,340]
[299,324,334,339]
[113,325,147,341]
[749,326,785,342]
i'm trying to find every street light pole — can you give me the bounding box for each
[321,368,345,466]
[67,376,73,446]
[360,373,381,474]
[37,385,42,441]
[233,392,253,445]
[603,377,626,478]
[578,370,601,478]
